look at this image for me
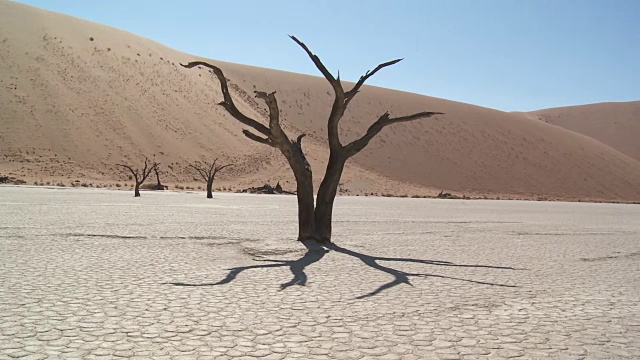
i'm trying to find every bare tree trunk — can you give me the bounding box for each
[134,182,141,197]
[154,166,164,190]
[206,178,214,199]
[314,154,346,242]
[294,169,316,241]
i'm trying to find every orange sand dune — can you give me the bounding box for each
[522,101,640,161]
[1,0,639,202]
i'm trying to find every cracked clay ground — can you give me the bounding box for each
[1,186,639,359]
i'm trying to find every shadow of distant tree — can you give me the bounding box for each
[168,242,517,298]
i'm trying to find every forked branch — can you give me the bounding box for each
[182,61,293,149]
[115,163,136,178]
[289,35,340,92]
[254,91,279,129]
[187,161,210,182]
[344,111,444,157]
[243,130,272,145]
[289,36,443,154]
[254,91,290,146]
[188,159,234,181]
[214,163,234,176]
[345,58,403,104]
[181,61,271,137]
[116,157,156,183]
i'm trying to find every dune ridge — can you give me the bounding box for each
[521,101,640,161]
[1,0,639,202]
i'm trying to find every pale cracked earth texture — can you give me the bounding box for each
[1,186,639,360]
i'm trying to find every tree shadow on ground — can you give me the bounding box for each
[169,241,329,290]
[168,242,518,298]
[325,243,517,299]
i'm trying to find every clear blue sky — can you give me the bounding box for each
[14,0,640,111]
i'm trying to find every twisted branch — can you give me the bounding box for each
[344,111,444,157]
[289,37,443,156]
[115,157,155,183]
[188,158,234,181]
[181,61,270,137]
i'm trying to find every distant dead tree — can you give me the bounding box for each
[181,36,443,243]
[116,157,156,197]
[150,162,168,190]
[188,159,233,198]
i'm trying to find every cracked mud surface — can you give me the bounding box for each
[1,186,639,359]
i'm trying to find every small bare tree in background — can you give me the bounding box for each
[116,157,156,197]
[182,36,443,242]
[188,159,233,198]
[151,162,168,190]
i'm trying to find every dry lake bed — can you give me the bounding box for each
[1,186,639,359]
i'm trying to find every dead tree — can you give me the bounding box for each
[151,163,168,190]
[115,157,156,197]
[181,36,443,242]
[188,159,233,198]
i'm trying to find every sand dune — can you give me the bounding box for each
[522,101,640,161]
[1,0,639,202]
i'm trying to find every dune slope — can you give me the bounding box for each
[523,102,640,161]
[1,0,639,202]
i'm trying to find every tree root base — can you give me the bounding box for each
[298,235,332,244]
